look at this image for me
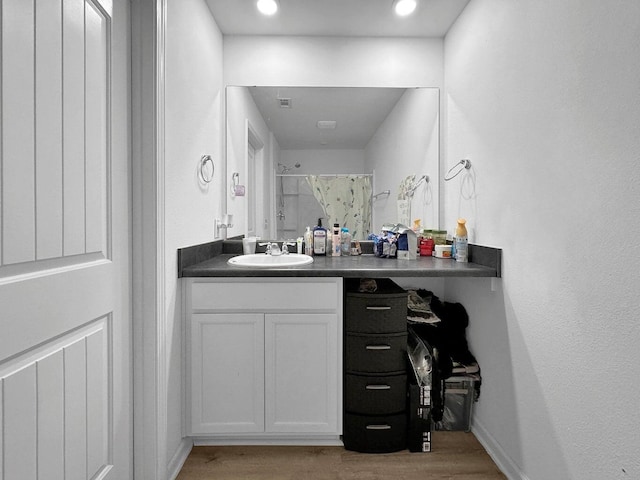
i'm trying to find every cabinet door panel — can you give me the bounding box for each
[265,314,341,434]
[190,314,264,434]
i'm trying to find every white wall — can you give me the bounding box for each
[443,1,640,479]
[226,86,275,238]
[165,0,224,472]
[224,36,443,88]
[366,88,440,232]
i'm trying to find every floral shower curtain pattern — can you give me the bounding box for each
[306,175,372,239]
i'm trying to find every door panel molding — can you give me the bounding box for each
[1,0,111,270]
[0,316,113,480]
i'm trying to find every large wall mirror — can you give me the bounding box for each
[225,86,439,240]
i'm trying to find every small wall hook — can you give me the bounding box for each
[231,172,245,196]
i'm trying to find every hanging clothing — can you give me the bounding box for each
[306,175,372,240]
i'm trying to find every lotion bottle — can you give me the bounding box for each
[313,218,327,256]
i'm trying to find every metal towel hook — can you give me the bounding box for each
[444,159,472,181]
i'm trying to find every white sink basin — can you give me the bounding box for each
[227,253,314,268]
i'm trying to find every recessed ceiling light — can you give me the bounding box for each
[257,0,278,16]
[393,0,417,17]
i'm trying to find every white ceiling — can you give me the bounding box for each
[206,0,470,37]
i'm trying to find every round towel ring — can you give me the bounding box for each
[198,155,214,184]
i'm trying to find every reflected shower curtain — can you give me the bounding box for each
[306,175,372,240]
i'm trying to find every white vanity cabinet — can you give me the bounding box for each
[185,277,343,444]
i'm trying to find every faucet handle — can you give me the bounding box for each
[281,240,296,255]
[258,242,272,255]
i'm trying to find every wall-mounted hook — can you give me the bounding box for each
[372,190,391,200]
[231,172,245,196]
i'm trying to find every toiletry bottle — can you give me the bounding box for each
[332,223,341,256]
[304,226,313,256]
[313,218,327,255]
[454,218,468,262]
[341,228,351,256]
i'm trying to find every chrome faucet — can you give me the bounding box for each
[270,243,282,256]
[258,242,282,256]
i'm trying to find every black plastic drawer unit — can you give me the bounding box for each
[343,278,408,453]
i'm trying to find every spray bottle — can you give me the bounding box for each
[454,218,468,262]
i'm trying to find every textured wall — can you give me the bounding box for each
[443,1,640,478]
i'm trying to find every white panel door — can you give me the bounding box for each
[264,313,341,434]
[0,0,132,479]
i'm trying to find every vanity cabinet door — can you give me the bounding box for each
[265,313,341,434]
[190,313,265,434]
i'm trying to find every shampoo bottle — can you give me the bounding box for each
[313,218,327,256]
[454,218,468,262]
[332,223,341,256]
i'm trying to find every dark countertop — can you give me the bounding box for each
[180,250,500,278]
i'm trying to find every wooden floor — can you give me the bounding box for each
[176,432,506,480]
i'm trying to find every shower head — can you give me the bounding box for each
[278,162,301,174]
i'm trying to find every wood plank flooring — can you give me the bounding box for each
[176,432,506,480]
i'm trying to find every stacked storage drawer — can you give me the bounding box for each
[343,279,408,453]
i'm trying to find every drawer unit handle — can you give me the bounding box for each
[365,384,391,390]
[365,306,392,311]
[365,344,391,350]
[366,424,392,430]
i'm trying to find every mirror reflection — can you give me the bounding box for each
[225,86,439,240]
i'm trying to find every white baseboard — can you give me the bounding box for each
[192,435,343,447]
[167,437,193,480]
[472,419,529,480]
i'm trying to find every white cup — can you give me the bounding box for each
[242,237,257,254]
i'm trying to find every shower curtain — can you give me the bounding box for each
[306,175,372,239]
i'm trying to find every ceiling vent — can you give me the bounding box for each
[317,120,337,130]
[278,98,292,108]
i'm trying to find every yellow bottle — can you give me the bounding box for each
[454,218,468,262]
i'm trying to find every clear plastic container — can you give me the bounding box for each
[341,228,351,256]
[432,230,447,245]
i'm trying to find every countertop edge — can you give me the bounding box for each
[179,247,501,278]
